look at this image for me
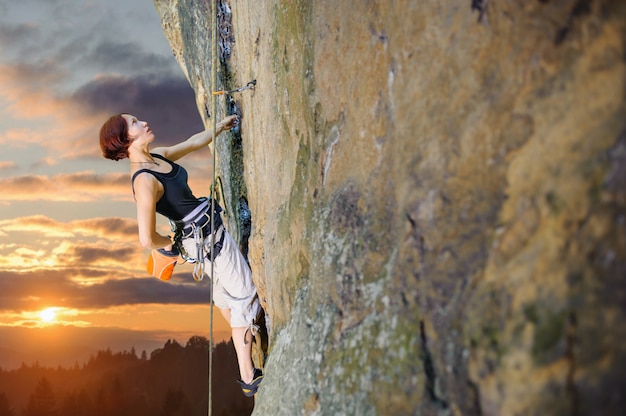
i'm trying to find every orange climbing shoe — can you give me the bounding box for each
[238,368,263,397]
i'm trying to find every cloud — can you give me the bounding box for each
[0,2,203,160]
[72,73,204,146]
[72,217,139,238]
[0,215,143,272]
[0,64,65,121]
[0,171,130,201]
[0,160,17,171]
[0,22,39,53]
[93,276,211,307]
[85,40,176,75]
[0,269,211,311]
[0,1,176,93]
[0,214,206,306]
[65,244,136,265]
[0,20,52,71]
[0,68,203,160]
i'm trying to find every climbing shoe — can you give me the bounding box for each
[237,368,263,397]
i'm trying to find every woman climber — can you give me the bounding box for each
[99,113,263,397]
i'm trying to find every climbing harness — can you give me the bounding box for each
[172,198,222,239]
[171,219,225,282]
[169,197,225,282]
[213,79,256,95]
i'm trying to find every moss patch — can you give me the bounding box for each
[532,309,568,364]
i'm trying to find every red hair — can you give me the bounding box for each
[99,114,131,160]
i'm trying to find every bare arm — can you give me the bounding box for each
[154,115,238,162]
[133,172,173,250]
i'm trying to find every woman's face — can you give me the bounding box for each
[122,114,154,145]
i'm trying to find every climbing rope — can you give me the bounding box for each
[208,0,218,414]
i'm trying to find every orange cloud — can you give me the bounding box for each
[0,160,17,170]
[0,63,63,115]
[0,215,137,238]
[0,171,130,201]
[0,215,145,274]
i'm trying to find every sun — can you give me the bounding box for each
[39,307,58,323]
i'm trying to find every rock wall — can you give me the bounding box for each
[154,0,626,414]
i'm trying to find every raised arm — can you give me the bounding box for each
[156,115,238,162]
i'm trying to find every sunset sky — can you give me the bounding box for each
[0,0,231,369]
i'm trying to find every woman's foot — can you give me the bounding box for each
[237,368,263,397]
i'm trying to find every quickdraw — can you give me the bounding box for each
[211,176,227,216]
[192,224,205,282]
[213,79,256,95]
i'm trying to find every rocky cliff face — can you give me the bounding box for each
[154,0,626,414]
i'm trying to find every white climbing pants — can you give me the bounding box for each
[182,228,260,328]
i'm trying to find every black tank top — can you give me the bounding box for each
[131,153,203,221]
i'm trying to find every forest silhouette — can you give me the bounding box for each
[0,336,254,416]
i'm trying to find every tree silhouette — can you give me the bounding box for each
[0,337,253,416]
[186,335,211,350]
[0,392,14,416]
[160,388,193,416]
[22,377,57,416]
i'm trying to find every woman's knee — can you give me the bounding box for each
[219,307,231,323]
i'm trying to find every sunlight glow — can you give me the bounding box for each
[0,308,93,328]
[39,307,58,323]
